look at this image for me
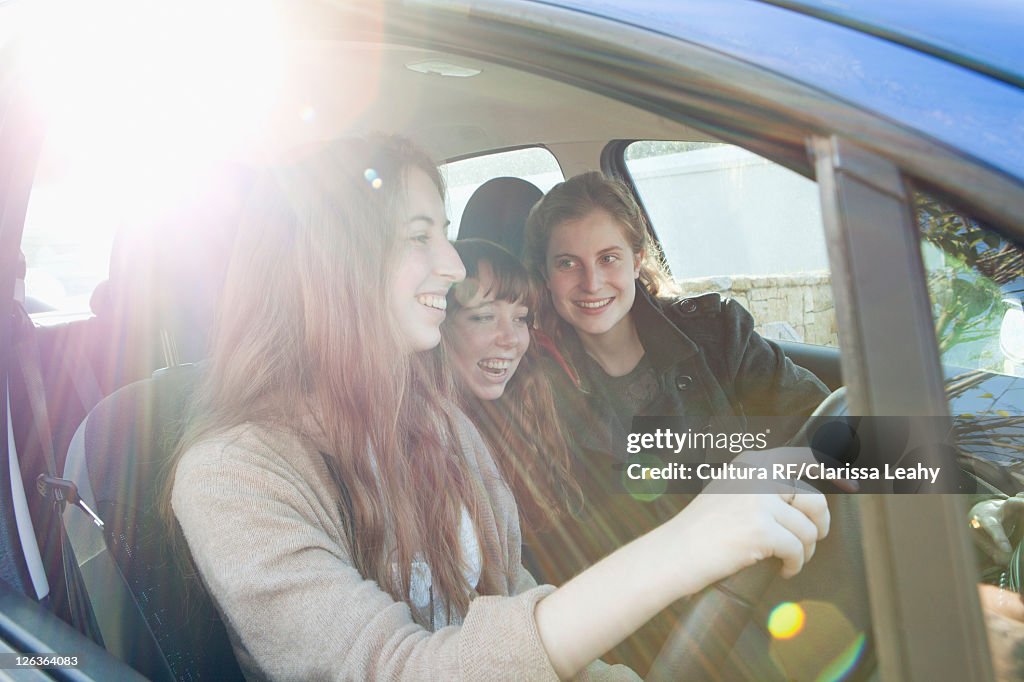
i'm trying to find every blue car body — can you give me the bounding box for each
[539,0,1024,184]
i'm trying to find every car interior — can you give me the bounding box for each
[2,2,1022,680]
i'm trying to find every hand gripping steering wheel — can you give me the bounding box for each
[647,388,866,682]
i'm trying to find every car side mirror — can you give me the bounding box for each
[1001,298,1024,376]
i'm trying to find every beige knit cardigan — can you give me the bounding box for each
[173,411,639,681]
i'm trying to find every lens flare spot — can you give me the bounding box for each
[768,602,805,640]
[767,601,866,682]
[364,168,383,190]
[818,633,867,682]
[622,452,666,502]
[300,106,316,123]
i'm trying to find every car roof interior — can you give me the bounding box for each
[216,39,715,170]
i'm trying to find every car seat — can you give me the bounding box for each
[18,165,251,486]
[88,165,251,385]
[62,364,244,681]
[457,176,542,259]
[54,166,253,680]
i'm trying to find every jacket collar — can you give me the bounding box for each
[629,281,701,371]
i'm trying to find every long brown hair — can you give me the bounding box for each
[524,171,677,343]
[165,135,489,620]
[443,239,582,530]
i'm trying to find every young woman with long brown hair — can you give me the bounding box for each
[166,136,829,680]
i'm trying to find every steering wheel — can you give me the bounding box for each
[784,386,851,449]
[647,387,869,681]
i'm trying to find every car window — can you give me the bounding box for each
[916,191,1024,380]
[914,189,1024,495]
[5,1,1016,677]
[624,141,836,348]
[22,142,119,323]
[916,193,1024,679]
[441,146,563,240]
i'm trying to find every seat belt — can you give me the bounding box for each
[11,300,105,647]
[57,330,105,418]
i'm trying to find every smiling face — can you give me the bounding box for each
[544,208,642,343]
[390,166,466,353]
[447,260,531,401]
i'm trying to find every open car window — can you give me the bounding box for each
[22,140,119,323]
[3,1,1021,680]
[624,141,836,348]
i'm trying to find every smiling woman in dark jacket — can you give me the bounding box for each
[519,171,830,672]
[524,171,829,535]
[525,172,828,457]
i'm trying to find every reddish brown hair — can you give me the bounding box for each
[443,239,582,529]
[166,135,491,620]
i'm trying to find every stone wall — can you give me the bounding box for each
[677,271,838,347]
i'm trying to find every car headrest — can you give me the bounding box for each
[87,166,253,384]
[457,176,542,260]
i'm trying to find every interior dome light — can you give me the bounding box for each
[405,60,481,78]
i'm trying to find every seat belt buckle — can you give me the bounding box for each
[35,474,105,529]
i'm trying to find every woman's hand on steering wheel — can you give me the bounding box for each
[665,462,831,593]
